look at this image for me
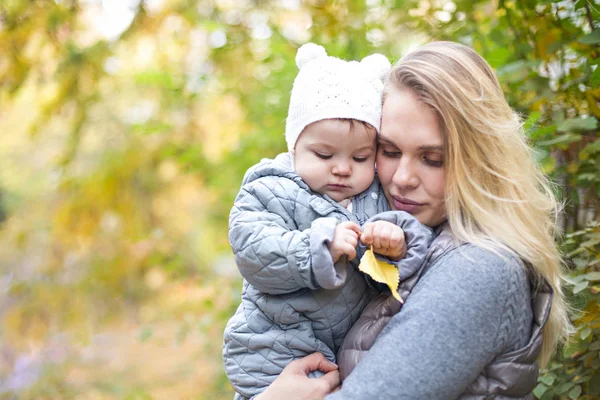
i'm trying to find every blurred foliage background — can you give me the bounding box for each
[0,0,598,399]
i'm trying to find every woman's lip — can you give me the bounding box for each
[391,196,424,213]
[393,196,422,205]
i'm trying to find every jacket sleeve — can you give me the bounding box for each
[357,211,434,282]
[229,179,348,294]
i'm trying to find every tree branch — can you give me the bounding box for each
[583,1,595,32]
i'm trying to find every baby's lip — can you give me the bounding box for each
[327,184,350,189]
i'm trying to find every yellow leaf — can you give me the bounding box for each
[359,248,402,303]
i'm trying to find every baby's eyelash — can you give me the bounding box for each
[314,152,332,160]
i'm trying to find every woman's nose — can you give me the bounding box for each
[392,159,419,188]
[332,160,351,176]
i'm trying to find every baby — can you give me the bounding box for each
[222,43,432,399]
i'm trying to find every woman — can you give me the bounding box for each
[255,41,570,399]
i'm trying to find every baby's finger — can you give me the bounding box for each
[389,227,405,252]
[340,221,361,234]
[361,223,374,245]
[372,223,384,250]
[345,233,358,249]
[344,243,357,261]
[347,228,359,241]
[347,222,362,235]
[380,224,394,249]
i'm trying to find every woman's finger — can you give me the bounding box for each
[293,353,338,374]
[318,370,341,393]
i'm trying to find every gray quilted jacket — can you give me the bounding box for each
[222,153,433,399]
[337,224,552,399]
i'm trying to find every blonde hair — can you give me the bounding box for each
[386,41,569,366]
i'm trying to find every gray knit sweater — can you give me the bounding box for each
[326,243,534,399]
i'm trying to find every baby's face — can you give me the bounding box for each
[294,119,376,202]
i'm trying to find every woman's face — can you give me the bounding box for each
[377,88,447,227]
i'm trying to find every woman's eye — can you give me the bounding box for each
[381,149,401,158]
[315,153,332,160]
[353,156,368,162]
[423,156,443,167]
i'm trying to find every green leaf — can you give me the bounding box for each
[537,133,582,146]
[577,173,598,184]
[540,155,556,174]
[567,247,586,258]
[581,236,600,248]
[533,383,549,398]
[592,66,600,87]
[573,375,592,384]
[580,327,592,340]
[523,111,541,133]
[579,30,600,44]
[584,271,600,281]
[540,391,554,400]
[591,372,600,395]
[540,374,555,386]
[556,381,575,394]
[486,47,512,68]
[497,60,536,82]
[573,281,589,294]
[568,385,582,400]
[573,258,588,270]
[131,121,174,135]
[528,124,557,140]
[582,139,600,155]
[557,117,598,132]
[570,273,587,283]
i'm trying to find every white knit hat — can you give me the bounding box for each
[285,43,391,154]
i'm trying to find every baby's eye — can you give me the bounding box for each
[315,152,332,160]
[353,156,368,162]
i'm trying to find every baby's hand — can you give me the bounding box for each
[360,221,406,261]
[328,221,361,262]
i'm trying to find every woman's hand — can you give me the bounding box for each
[361,221,406,261]
[256,353,340,400]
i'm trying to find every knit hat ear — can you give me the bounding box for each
[360,53,391,81]
[296,43,328,70]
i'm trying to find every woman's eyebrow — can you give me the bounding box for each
[377,134,396,146]
[419,145,444,151]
